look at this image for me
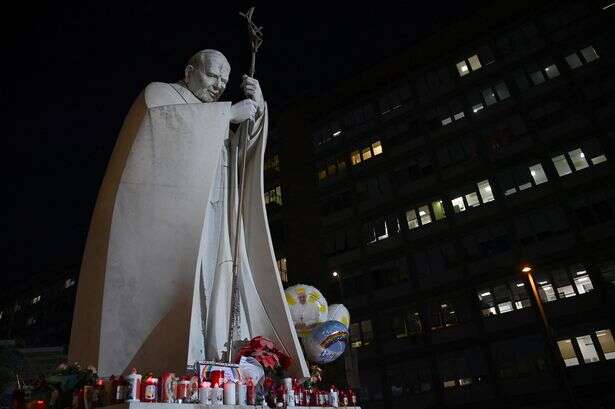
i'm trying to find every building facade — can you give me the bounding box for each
[270,1,615,408]
[0,271,77,352]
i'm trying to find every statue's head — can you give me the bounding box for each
[184,49,231,102]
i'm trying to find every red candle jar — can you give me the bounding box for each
[176,377,190,402]
[209,370,225,387]
[142,376,158,403]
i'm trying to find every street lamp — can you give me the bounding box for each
[522,264,578,409]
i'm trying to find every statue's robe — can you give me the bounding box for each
[68,82,308,378]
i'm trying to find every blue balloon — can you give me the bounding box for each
[304,320,348,364]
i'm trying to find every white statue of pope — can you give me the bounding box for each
[68,49,308,378]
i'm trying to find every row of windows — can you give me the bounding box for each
[352,294,612,353]
[407,200,446,230]
[264,185,282,206]
[477,278,532,317]
[317,140,383,182]
[434,42,598,132]
[0,278,76,321]
[558,329,615,367]
[384,333,610,399]
[312,4,596,147]
[433,43,599,128]
[329,183,613,265]
[340,259,615,327]
[322,137,609,232]
[330,41,601,158]
[351,141,383,165]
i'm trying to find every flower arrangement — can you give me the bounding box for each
[46,363,98,409]
[236,336,292,373]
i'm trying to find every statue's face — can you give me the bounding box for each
[185,54,230,102]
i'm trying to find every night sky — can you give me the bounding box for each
[6,1,488,285]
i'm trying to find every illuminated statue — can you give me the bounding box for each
[68,49,308,378]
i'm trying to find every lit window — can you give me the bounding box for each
[538,280,558,302]
[565,53,583,69]
[418,205,432,225]
[432,200,446,221]
[530,71,546,85]
[468,54,482,71]
[318,169,327,180]
[459,377,473,386]
[472,103,484,113]
[591,155,607,165]
[276,258,288,283]
[557,339,580,367]
[568,148,589,171]
[544,64,560,79]
[576,335,600,364]
[31,296,41,305]
[495,82,510,100]
[351,150,361,165]
[552,154,572,177]
[482,88,497,106]
[406,209,419,230]
[456,61,470,77]
[372,141,383,156]
[441,117,453,126]
[465,192,480,208]
[497,301,514,314]
[529,164,548,185]
[596,329,615,360]
[361,147,372,161]
[264,186,282,206]
[580,45,599,63]
[453,111,465,120]
[452,197,466,213]
[477,180,494,203]
[327,163,337,176]
[553,269,575,298]
[443,380,456,388]
[518,180,532,191]
[572,269,593,294]
[504,187,517,196]
[477,290,496,317]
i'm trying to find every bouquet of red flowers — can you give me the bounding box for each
[236,336,292,372]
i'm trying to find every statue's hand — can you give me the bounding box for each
[241,75,264,116]
[230,99,258,124]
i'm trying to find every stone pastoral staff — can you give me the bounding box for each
[69,50,309,378]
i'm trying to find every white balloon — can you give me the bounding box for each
[284,284,328,337]
[327,304,350,329]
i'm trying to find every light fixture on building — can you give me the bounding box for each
[521,266,532,273]
[332,271,339,278]
[516,283,525,287]
[333,130,342,137]
[480,291,491,297]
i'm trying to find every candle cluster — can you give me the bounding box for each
[93,367,257,406]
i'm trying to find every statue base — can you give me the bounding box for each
[102,401,361,409]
